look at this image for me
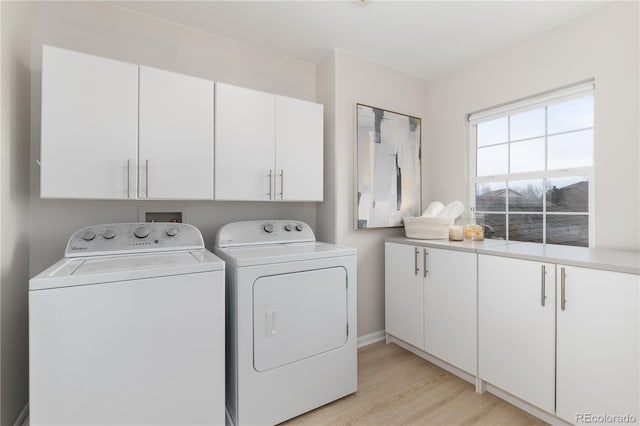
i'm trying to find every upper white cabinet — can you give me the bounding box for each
[556,265,639,423]
[139,66,214,200]
[41,45,138,199]
[478,255,556,414]
[214,83,275,201]
[274,95,323,201]
[215,83,323,201]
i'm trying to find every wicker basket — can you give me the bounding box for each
[403,216,454,239]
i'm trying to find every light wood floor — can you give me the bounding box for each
[283,341,547,426]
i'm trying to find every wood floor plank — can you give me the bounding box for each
[283,341,547,426]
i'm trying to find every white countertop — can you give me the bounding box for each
[386,237,640,275]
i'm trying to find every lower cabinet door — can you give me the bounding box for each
[556,265,640,424]
[478,255,555,413]
[424,247,477,374]
[385,243,424,349]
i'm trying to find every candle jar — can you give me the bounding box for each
[448,225,464,241]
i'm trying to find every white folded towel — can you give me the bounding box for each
[422,201,445,217]
[437,201,465,221]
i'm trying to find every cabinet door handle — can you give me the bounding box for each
[126,159,131,199]
[423,249,428,278]
[145,159,150,198]
[540,265,546,307]
[560,267,567,311]
[279,169,284,200]
[414,247,420,276]
[266,170,273,199]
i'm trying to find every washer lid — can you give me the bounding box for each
[214,241,355,267]
[29,249,224,291]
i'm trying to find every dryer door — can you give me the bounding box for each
[253,267,348,372]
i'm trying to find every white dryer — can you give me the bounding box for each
[214,220,357,425]
[29,223,225,426]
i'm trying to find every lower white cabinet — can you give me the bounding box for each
[478,255,556,413]
[556,265,639,423]
[424,247,477,375]
[385,242,477,374]
[385,243,424,349]
[479,255,640,422]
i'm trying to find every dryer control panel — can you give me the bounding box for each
[65,223,204,257]
[215,220,315,248]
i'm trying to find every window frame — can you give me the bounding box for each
[468,81,596,247]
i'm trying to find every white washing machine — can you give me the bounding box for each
[29,223,225,426]
[214,220,357,426]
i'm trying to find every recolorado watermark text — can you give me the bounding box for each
[576,413,637,424]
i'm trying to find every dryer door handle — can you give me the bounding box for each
[266,309,278,337]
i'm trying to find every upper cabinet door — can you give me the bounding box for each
[215,83,275,201]
[274,96,323,201]
[139,66,214,200]
[41,45,139,199]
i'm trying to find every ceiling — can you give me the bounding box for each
[109,1,607,80]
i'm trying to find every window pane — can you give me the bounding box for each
[508,179,543,212]
[483,213,506,240]
[546,215,588,247]
[476,182,506,212]
[548,96,593,134]
[510,138,545,173]
[510,108,545,141]
[509,214,543,243]
[547,129,593,169]
[477,117,508,147]
[477,145,508,176]
[546,177,588,212]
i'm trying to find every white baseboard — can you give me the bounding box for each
[14,403,28,426]
[357,330,386,348]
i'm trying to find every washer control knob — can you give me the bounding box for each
[82,230,96,241]
[263,224,274,233]
[295,224,304,232]
[166,227,178,237]
[284,224,292,232]
[103,229,116,240]
[134,226,150,239]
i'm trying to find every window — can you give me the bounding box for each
[469,81,594,247]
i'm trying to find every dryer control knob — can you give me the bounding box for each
[295,224,304,232]
[82,230,96,241]
[103,229,116,240]
[263,224,274,233]
[166,227,178,237]
[284,224,292,232]
[134,226,150,239]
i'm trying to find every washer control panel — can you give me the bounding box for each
[65,223,204,257]
[215,220,315,248]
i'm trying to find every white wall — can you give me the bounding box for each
[424,1,640,250]
[1,1,32,423]
[29,1,319,275]
[316,50,428,336]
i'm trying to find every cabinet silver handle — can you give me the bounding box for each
[561,267,567,311]
[414,247,419,276]
[145,160,150,198]
[127,159,131,199]
[279,169,284,200]
[423,249,428,277]
[267,170,273,199]
[540,265,547,307]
